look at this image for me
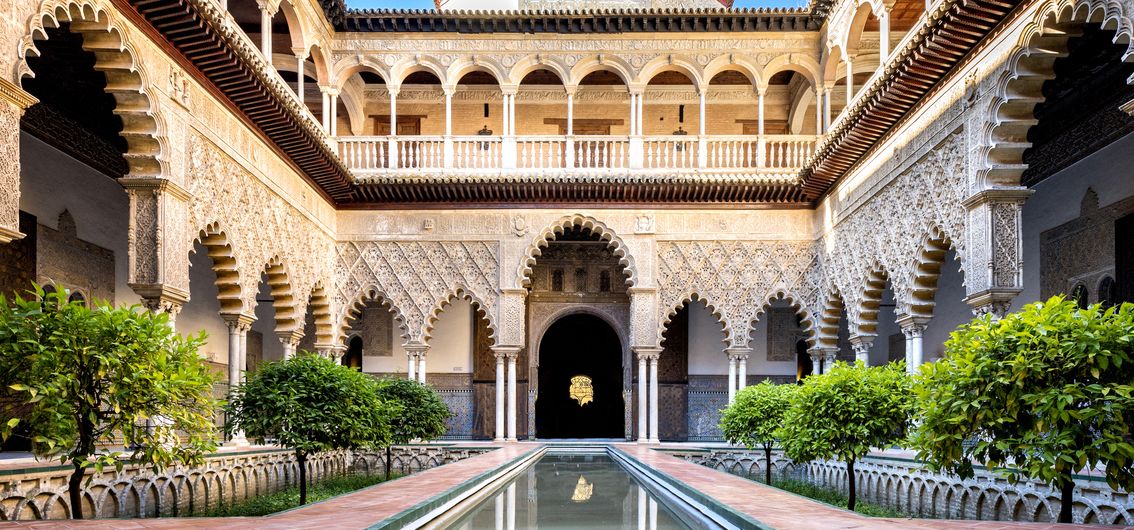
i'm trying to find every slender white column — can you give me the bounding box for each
[508,93,516,136]
[407,351,417,381]
[494,352,505,442]
[223,314,252,446]
[649,497,658,530]
[823,88,831,131]
[506,352,518,441]
[738,356,748,390]
[757,90,765,135]
[637,353,647,442]
[320,89,330,131]
[878,11,891,65]
[329,91,339,136]
[294,50,306,102]
[629,93,637,135]
[727,355,737,404]
[845,56,854,108]
[636,92,644,135]
[417,354,427,384]
[277,331,301,360]
[444,91,453,136]
[698,89,706,136]
[505,483,516,530]
[259,5,273,66]
[648,355,659,443]
[850,336,872,366]
[810,351,822,375]
[899,318,928,374]
[566,93,574,135]
[910,327,924,372]
[389,90,397,136]
[814,88,823,135]
[388,87,400,169]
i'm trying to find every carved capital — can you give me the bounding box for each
[222,313,256,333]
[491,345,521,361]
[633,346,662,362]
[963,290,1015,319]
[848,334,874,355]
[404,343,429,359]
[135,285,189,317]
[0,77,38,111]
[276,329,304,348]
[725,347,752,362]
[896,315,930,338]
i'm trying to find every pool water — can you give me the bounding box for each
[443,453,694,529]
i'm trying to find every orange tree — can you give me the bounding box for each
[719,380,796,486]
[912,296,1134,523]
[0,286,219,519]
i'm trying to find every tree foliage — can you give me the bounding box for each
[777,361,912,511]
[720,380,796,485]
[225,353,398,505]
[374,377,450,479]
[911,296,1134,523]
[0,286,219,519]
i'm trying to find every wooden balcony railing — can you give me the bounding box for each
[337,134,819,174]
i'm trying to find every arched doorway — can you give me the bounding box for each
[536,313,623,438]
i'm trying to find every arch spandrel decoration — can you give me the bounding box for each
[656,240,824,349]
[186,132,335,320]
[819,130,969,337]
[333,240,498,345]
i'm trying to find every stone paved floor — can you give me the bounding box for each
[3,442,1130,529]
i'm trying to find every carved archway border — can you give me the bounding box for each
[980,0,1134,189]
[902,225,963,319]
[658,292,732,348]
[193,222,246,315]
[854,262,890,338]
[261,255,300,333]
[815,285,847,350]
[517,214,638,289]
[749,289,820,349]
[336,285,413,348]
[423,287,498,347]
[18,0,169,179]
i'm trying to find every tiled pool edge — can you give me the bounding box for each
[366,445,545,530]
[609,445,774,530]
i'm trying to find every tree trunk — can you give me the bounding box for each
[846,459,857,512]
[763,444,773,486]
[297,452,308,506]
[1059,473,1075,523]
[385,445,392,481]
[68,461,85,519]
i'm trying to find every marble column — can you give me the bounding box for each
[814,87,823,135]
[402,344,428,384]
[507,350,518,441]
[494,350,506,442]
[878,11,891,65]
[807,347,823,376]
[257,1,275,66]
[636,351,648,442]
[738,355,748,390]
[277,330,303,359]
[850,335,874,366]
[223,313,254,446]
[407,350,417,381]
[845,56,854,108]
[293,48,307,102]
[898,317,929,374]
[505,482,516,530]
[725,347,752,397]
[727,354,737,403]
[648,353,659,444]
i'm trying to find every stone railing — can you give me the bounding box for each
[670,448,1134,525]
[0,444,491,521]
[337,134,819,175]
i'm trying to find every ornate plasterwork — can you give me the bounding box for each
[819,131,969,337]
[518,214,637,289]
[185,131,334,330]
[333,240,499,345]
[656,240,823,348]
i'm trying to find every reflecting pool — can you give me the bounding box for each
[443,453,693,529]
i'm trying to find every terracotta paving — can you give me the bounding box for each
[615,443,1134,530]
[3,442,1131,529]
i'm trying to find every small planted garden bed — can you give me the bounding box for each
[767,478,908,519]
[201,472,400,517]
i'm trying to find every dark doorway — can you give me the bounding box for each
[536,313,623,438]
[1116,213,1134,305]
[343,336,363,370]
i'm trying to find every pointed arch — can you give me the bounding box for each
[815,286,846,350]
[19,0,170,179]
[517,214,637,288]
[749,289,820,349]
[423,286,498,346]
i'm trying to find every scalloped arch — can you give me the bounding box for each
[260,255,300,333]
[659,292,732,347]
[748,289,820,349]
[336,285,413,348]
[517,214,637,289]
[18,0,170,180]
[193,222,247,315]
[901,225,964,319]
[981,0,1134,188]
[422,286,498,346]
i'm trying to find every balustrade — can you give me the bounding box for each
[337,134,818,173]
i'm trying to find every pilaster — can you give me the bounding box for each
[0,78,38,243]
[962,187,1033,318]
[121,178,192,310]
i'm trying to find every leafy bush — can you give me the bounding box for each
[374,377,450,479]
[719,380,796,485]
[778,361,912,511]
[0,286,219,519]
[912,296,1134,523]
[202,472,398,517]
[770,478,907,518]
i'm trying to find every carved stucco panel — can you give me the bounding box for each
[334,240,498,345]
[0,100,20,237]
[186,131,333,322]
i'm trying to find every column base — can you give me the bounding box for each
[648,438,660,444]
[225,435,250,447]
[506,437,518,443]
[494,437,505,443]
[637,438,649,444]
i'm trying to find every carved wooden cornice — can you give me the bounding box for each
[126,0,356,202]
[799,0,1023,202]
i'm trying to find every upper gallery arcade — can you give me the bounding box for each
[1,0,1132,442]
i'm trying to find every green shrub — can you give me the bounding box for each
[719,380,796,486]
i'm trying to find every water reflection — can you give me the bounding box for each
[446,454,689,529]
